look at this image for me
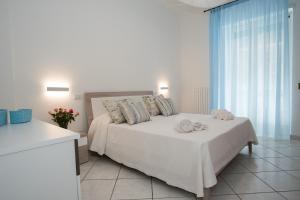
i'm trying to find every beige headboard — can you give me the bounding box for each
[85,91,153,127]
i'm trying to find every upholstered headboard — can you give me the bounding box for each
[85,91,153,127]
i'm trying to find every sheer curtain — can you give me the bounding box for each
[210,0,290,138]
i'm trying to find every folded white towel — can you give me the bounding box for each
[211,109,234,120]
[175,119,208,133]
[193,122,208,131]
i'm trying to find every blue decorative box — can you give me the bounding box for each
[0,109,8,126]
[10,109,32,124]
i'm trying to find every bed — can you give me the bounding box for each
[85,91,258,200]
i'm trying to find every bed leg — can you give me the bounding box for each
[197,188,210,200]
[248,142,253,154]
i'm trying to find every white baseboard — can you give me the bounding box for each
[290,134,300,141]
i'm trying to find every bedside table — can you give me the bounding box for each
[78,132,89,164]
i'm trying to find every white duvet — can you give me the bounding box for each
[88,113,257,197]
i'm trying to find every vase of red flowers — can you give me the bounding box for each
[49,108,79,129]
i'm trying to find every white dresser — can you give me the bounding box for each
[0,120,81,200]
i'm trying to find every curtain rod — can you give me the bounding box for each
[203,0,240,13]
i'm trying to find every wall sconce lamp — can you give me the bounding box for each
[159,85,169,97]
[46,86,70,92]
[46,84,70,97]
[160,86,169,90]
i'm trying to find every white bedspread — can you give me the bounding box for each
[88,113,257,197]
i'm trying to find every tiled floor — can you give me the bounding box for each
[80,137,300,200]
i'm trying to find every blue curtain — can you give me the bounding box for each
[210,0,290,138]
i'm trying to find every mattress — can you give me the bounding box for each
[88,113,257,197]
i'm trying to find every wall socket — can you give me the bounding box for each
[74,94,82,100]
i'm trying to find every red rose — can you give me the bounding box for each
[69,109,74,113]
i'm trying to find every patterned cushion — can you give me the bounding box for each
[166,98,177,115]
[118,100,136,125]
[155,95,176,116]
[142,96,160,116]
[118,99,150,125]
[103,99,126,124]
[132,101,151,123]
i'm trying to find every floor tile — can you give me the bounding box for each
[221,160,250,175]
[222,173,273,194]
[239,192,285,200]
[255,171,300,191]
[118,166,148,179]
[252,147,285,158]
[81,179,115,200]
[80,160,95,181]
[111,178,152,200]
[234,151,260,160]
[280,191,300,200]
[210,195,240,200]
[153,198,195,200]
[291,157,300,161]
[239,158,280,172]
[257,136,276,143]
[152,178,194,198]
[88,152,100,162]
[211,178,235,195]
[86,157,120,180]
[264,157,300,170]
[262,141,300,149]
[274,147,300,157]
[285,170,300,180]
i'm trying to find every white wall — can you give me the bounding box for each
[178,9,210,112]
[0,1,15,109]
[3,0,180,131]
[292,0,300,137]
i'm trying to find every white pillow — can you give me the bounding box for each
[91,98,109,119]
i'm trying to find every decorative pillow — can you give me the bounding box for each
[103,99,126,124]
[142,96,160,116]
[118,99,150,125]
[133,102,151,123]
[118,100,136,125]
[155,95,176,116]
[166,98,177,115]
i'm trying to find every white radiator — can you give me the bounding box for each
[193,87,210,114]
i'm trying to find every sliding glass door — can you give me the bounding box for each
[210,0,291,138]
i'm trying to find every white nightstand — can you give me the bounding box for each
[78,132,89,164]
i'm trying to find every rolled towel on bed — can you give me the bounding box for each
[211,109,234,120]
[175,119,208,133]
[175,119,194,133]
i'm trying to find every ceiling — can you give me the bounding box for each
[177,0,232,8]
[177,0,297,8]
[164,0,296,14]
